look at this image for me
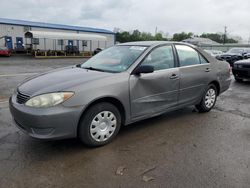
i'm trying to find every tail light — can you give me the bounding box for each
[228,64,231,74]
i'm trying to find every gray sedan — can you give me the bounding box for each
[9,41,231,146]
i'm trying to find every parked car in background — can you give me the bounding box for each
[204,49,223,57]
[218,48,250,66]
[9,41,231,147]
[232,59,250,82]
[0,46,11,57]
[93,48,103,55]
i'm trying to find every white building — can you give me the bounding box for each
[0,18,115,53]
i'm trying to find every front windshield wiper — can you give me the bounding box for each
[82,66,105,72]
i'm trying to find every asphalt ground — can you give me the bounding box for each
[0,55,249,188]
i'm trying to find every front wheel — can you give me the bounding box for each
[78,102,121,147]
[196,84,217,113]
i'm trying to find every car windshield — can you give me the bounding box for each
[81,45,147,73]
[227,48,244,54]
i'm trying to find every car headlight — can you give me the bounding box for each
[25,92,74,108]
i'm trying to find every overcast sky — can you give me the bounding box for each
[1,0,250,40]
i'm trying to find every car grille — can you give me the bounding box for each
[16,91,30,104]
[242,65,250,69]
[234,70,250,78]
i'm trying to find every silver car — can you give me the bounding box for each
[9,41,231,146]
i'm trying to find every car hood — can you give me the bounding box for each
[18,66,112,96]
[234,59,250,65]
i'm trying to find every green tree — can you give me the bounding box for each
[131,30,141,41]
[115,30,167,43]
[155,33,164,41]
[141,32,154,41]
[172,32,193,41]
[116,31,131,43]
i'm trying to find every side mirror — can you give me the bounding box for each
[134,65,154,75]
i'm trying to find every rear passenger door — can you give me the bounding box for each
[175,45,212,105]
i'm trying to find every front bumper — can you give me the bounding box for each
[9,94,84,140]
[232,68,250,79]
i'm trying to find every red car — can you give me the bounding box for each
[0,47,11,57]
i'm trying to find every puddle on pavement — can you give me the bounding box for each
[0,95,8,103]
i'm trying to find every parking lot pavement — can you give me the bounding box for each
[0,55,87,101]
[0,56,250,187]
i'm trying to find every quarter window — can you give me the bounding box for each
[199,54,209,64]
[141,45,175,71]
[176,45,201,67]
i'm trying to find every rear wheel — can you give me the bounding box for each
[196,84,217,113]
[78,102,121,147]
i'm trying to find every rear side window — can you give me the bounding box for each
[176,45,201,67]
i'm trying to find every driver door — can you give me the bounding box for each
[129,45,180,119]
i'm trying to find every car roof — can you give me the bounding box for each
[117,41,196,48]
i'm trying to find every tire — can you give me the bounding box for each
[78,102,121,147]
[196,84,217,113]
[235,78,243,82]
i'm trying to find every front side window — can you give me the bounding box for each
[140,45,175,71]
[81,45,147,73]
[176,45,201,67]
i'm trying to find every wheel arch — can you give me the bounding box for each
[209,80,221,95]
[77,96,126,136]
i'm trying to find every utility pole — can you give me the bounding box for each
[223,26,227,44]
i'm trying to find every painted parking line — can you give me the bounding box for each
[0,101,8,104]
[0,73,38,77]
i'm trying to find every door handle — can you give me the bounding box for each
[205,68,211,72]
[170,74,179,79]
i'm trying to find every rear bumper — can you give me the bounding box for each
[9,95,84,140]
[232,68,250,79]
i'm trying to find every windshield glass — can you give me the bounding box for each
[227,48,244,54]
[81,45,147,73]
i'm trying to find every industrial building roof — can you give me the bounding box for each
[0,18,114,35]
[26,31,107,41]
